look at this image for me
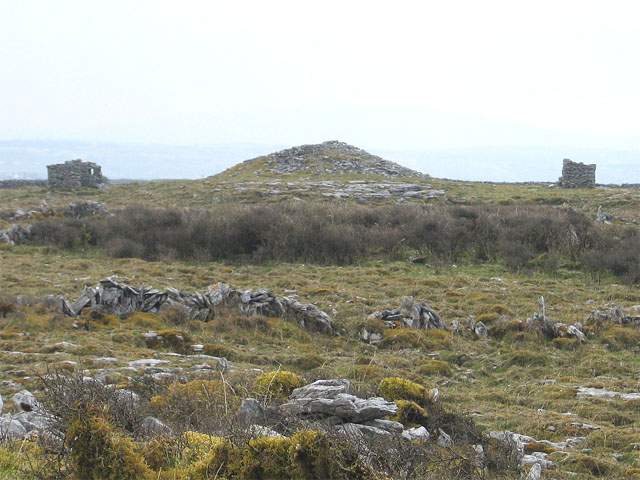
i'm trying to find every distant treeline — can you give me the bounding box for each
[28,202,640,283]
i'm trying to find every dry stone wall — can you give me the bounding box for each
[559,159,596,188]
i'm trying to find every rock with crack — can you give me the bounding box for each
[281,393,398,424]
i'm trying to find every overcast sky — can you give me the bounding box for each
[1,1,639,155]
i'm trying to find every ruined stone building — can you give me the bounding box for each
[47,159,105,188]
[559,159,596,188]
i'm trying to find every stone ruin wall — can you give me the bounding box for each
[559,159,596,188]
[47,159,105,188]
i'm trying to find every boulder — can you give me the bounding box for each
[12,390,40,413]
[237,398,265,426]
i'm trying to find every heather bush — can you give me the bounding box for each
[25,202,640,282]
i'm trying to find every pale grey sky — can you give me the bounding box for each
[1,1,639,153]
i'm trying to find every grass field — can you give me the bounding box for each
[0,173,639,478]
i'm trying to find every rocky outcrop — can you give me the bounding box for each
[526,297,586,342]
[60,277,335,334]
[362,296,446,342]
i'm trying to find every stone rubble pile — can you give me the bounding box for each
[361,296,446,343]
[61,277,335,334]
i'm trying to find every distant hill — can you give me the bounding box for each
[216,141,428,179]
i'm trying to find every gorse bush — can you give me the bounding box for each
[26,202,640,282]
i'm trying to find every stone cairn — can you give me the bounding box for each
[60,277,335,334]
[47,159,105,188]
[558,159,596,188]
[232,141,429,178]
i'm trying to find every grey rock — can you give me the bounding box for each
[129,359,170,368]
[577,386,640,401]
[281,393,397,423]
[525,463,542,480]
[141,416,172,437]
[0,224,32,246]
[237,398,265,425]
[216,357,229,372]
[402,426,430,442]
[336,422,391,439]
[474,321,488,338]
[0,416,27,440]
[12,390,40,412]
[362,418,404,434]
[437,428,452,448]
[367,296,446,335]
[290,379,351,400]
[13,411,52,432]
[93,357,118,364]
